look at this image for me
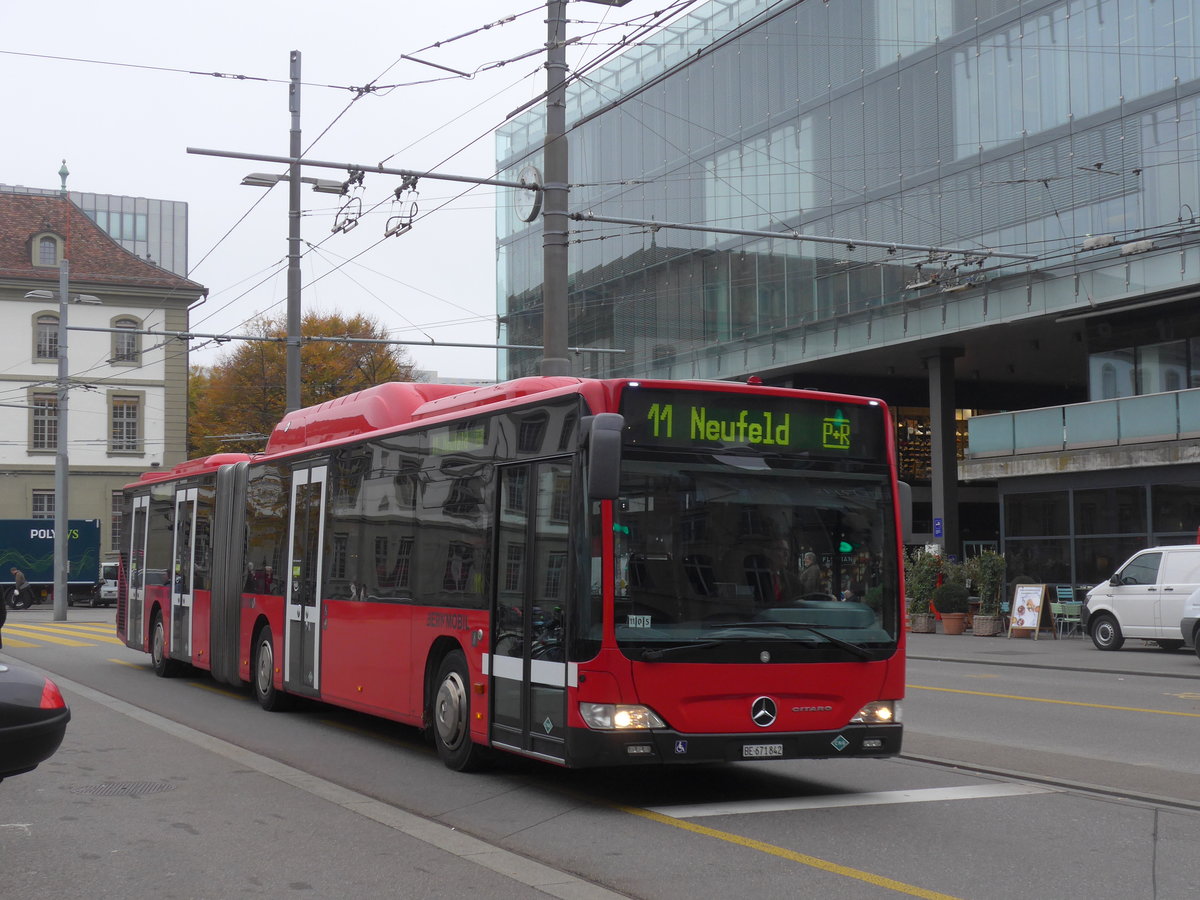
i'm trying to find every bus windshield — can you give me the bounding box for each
[612,452,899,662]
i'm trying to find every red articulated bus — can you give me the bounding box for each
[117,376,908,770]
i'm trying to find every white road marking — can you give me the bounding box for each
[649,783,1056,818]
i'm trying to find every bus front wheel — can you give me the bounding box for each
[432,651,489,772]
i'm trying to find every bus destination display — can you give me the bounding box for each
[620,388,885,458]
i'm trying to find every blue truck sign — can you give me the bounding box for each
[1,519,102,607]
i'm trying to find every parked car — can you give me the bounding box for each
[1083,545,1200,651]
[0,663,71,782]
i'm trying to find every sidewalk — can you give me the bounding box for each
[907,625,1200,679]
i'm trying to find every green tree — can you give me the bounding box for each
[188,311,414,456]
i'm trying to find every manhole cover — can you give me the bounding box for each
[70,781,176,797]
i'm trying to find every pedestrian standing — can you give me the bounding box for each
[1,567,25,647]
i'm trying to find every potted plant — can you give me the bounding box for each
[904,547,945,633]
[932,582,970,634]
[964,550,1006,637]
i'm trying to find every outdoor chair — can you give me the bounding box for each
[1057,600,1083,638]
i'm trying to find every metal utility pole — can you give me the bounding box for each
[541,1,570,377]
[287,50,303,413]
[53,256,69,622]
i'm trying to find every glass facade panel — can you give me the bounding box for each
[1003,537,1072,586]
[1137,340,1188,394]
[1005,491,1068,537]
[1090,348,1136,400]
[495,0,1200,381]
[1073,487,1145,536]
[1152,482,1200,540]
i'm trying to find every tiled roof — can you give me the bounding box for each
[0,192,204,295]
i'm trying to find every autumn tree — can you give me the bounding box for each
[188,311,414,456]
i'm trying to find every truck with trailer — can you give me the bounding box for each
[0,519,103,608]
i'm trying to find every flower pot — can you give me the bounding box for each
[941,612,967,635]
[972,614,1003,637]
[909,612,936,633]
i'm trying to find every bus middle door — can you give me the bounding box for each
[171,487,198,662]
[284,465,327,697]
[491,460,571,763]
[125,494,149,648]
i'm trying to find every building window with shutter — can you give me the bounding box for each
[111,491,124,554]
[32,490,55,519]
[35,314,58,360]
[112,317,141,364]
[109,394,143,453]
[31,393,57,450]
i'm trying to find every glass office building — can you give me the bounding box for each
[496,0,1200,590]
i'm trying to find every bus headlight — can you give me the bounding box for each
[579,703,666,730]
[850,700,900,724]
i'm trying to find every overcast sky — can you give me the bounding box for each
[2,1,661,381]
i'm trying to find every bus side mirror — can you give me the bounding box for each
[897,481,913,544]
[586,413,624,500]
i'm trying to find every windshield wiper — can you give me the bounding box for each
[640,640,722,661]
[702,621,874,660]
[791,624,874,660]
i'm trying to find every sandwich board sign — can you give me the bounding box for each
[1008,583,1053,639]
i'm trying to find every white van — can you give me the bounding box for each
[1181,591,1200,659]
[1083,545,1200,651]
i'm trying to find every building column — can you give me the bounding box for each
[924,347,963,558]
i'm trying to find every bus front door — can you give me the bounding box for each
[126,494,149,647]
[171,488,198,662]
[284,465,327,696]
[491,460,571,762]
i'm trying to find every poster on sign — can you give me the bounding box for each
[1008,584,1048,639]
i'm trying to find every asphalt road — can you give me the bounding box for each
[2,607,1198,900]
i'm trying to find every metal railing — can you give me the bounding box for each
[967,388,1200,457]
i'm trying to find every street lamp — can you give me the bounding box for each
[240,172,348,194]
[240,158,351,415]
[24,276,101,622]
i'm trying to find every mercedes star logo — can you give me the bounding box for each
[751,696,777,727]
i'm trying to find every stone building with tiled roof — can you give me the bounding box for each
[0,187,205,571]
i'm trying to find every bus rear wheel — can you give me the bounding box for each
[254,624,291,711]
[432,651,489,772]
[151,610,185,677]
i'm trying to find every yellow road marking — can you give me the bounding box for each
[0,629,91,647]
[108,658,145,669]
[189,682,247,701]
[12,624,124,644]
[1,637,40,648]
[908,684,1200,718]
[618,805,962,899]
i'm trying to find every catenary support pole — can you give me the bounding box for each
[541,0,570,377]
[287,50,303,413]
[54,256,69,622]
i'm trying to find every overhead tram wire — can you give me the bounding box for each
[249,3,706,310]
